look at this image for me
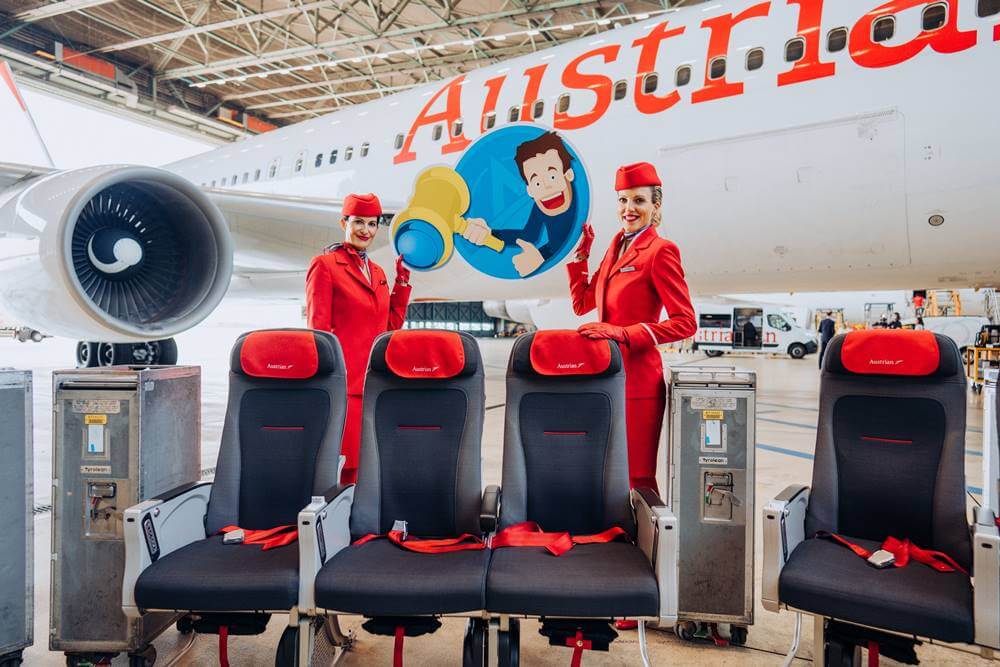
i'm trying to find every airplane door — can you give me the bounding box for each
[733,308,763,349]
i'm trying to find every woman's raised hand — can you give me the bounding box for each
[574,223,595,262]
[395,255,411,286]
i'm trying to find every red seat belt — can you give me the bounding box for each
[491,522,628,557]
[353,531,487,554]
[219,524,298,550]
[218,625,230,667]
[815,531,968,575]
[566,630,591,667]
[393,625,405,667]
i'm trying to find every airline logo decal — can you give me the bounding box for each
[392,125,589,280]
[392,0,985,166]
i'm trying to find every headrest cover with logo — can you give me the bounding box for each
[232,329,342,379]
[833,329,942,377]
[511,331,622,377]
[383,330,467,379]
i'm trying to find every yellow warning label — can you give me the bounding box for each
[84,414,107,425]
[702,410,724,420]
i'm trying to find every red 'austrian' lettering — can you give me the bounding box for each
[553,45,621,131]
[479,75,506,133]
[849,0,976,68]
[631,21,686,114]
[692,2,772,104]
[520,65,548,121]
[393,75,471,164]
[778,0,836,86]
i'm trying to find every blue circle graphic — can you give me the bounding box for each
[453,125,590,280]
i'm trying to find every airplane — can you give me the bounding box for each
[1,0,999,367]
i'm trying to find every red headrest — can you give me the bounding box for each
[385,330,466,379]
[239,330,320,379]
[840,329,940,376]
[529,330,612,376]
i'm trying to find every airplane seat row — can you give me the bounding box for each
[763,330,1000,664]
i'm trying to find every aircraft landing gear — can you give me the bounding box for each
[76,338,178,367]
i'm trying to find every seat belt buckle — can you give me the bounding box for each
[223,529,245,545]
[867,549,895,569]
[392,520,408,541]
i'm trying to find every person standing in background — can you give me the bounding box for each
[818,311,836,369]
[888,312,903,329]
[306,193,412,484]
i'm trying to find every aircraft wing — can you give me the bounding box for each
[0,161,54,191]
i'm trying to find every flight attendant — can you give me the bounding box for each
[306,193,412,484]
[567,162,697,494]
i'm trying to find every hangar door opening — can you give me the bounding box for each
[403,301,500,337]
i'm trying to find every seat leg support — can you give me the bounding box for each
[637,621,652,667]
[296,617,314,667]
[813,615,826,667]
[781,613,802,667]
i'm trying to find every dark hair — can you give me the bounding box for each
[514,131,573,183]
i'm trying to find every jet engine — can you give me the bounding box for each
[0,166,232,342]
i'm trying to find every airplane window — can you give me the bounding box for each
[557,94,570,114]
[978,0,1000,16]
[507,105,519,122]
[642,72,658,94]
[614,80,627,101]
[242,172,248,184]
[432,125,442,141]
[785,38,805,62]
[254,169,261,181]
[268,162,278,179]
[532,100,544,119]
[345,146,353,160]
[294,157,303,173]
[675,66,691,87]
[210,180,216,187]
[329,149,338,165]
[231,175,237,185]
[452,120,463,136]
[484,111,497,129]
[827,27,848,52]
[922,3,946,29]
[746,48,764,71]
[361,142,370,157]
[314,153,323,168]
[873,16,895,42]
[394,133,404,149]
[708,58,726,80]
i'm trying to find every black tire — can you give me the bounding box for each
[498,618,520,667]
[97,342,133,367]
[463,618,487,667]
[76,342,99,368]
[730,625,748,646]
[674,620,697,641]
[704,349,725,358]
[176,616,196,634]
[788,343,807,359]
[274,625,299,667]
[153,338,178,365]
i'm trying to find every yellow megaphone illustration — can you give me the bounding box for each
[391,166,504,270]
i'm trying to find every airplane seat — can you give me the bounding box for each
[485,330,676,667]
[303,330,491,665]
[121,329,347,666]
[762,329,1000,663]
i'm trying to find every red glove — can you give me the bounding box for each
[577,322,629,346]
[574,224,595,261]
[395,255,411,286]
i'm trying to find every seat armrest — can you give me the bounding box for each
[298,484,354,614]
[481,485,501,534]
[632,487,678,626]
[974,509,1000,649]
[762,484,809,612]
[122,481,212,619]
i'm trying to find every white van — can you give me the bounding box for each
[693,304,818,359]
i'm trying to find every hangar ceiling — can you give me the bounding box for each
[0,0,695,141]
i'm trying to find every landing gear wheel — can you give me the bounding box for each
[463,618,487,667]
[76,341,99,367]
[788,343,807,359]
[704,349,725,358]
[497,618,520,667]
[274,625,299,667]
[127,645,156,667]
[674,620,698,642]
[98,342,132,367]
[729,625,748,646]
[152,338,178,365]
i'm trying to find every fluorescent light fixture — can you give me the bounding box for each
[635,13,649,19]
[493,34,507,41]
[598,19,611,25]
[526,30,540,36]
[462,39,474,46]
[561,24,575,30]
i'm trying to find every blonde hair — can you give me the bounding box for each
[651,186,663,227]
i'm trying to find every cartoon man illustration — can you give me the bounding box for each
[462,131,579,277]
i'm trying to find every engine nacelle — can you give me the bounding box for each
[0,165,232,342]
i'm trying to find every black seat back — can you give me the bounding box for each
[350,330,484,539]
[500,330,633,537]
[808,330,970,569]
[206,329,347,533]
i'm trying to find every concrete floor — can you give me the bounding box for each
[3,300,997,666]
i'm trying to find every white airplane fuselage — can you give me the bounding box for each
[170,0,1000,304]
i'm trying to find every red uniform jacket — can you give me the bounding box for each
[567,227,697,397]
[306,246,412,395]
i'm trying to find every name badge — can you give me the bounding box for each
[619,266,637,273]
